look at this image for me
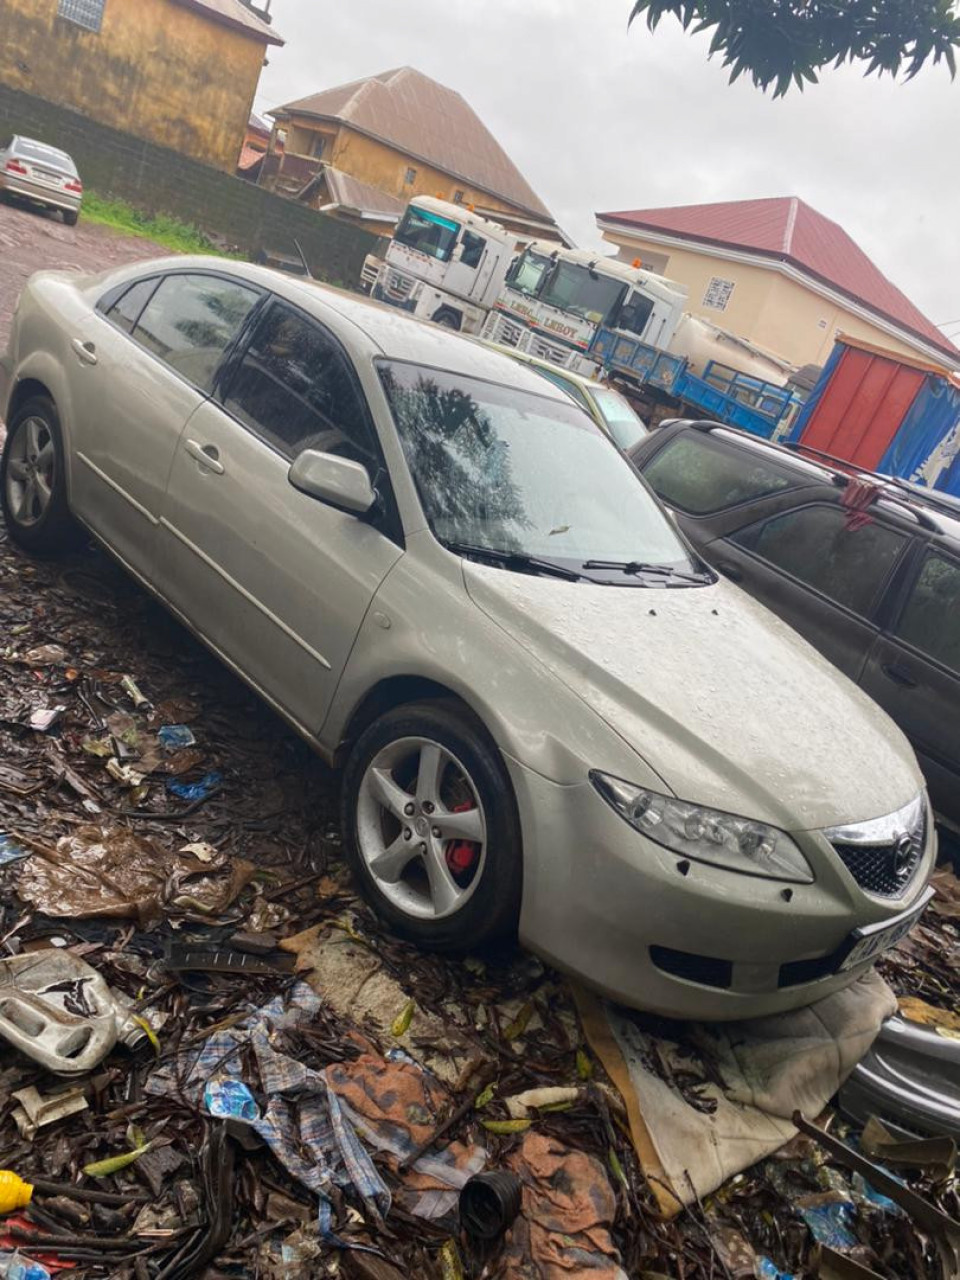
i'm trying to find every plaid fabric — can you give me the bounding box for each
[145,982,390,1223]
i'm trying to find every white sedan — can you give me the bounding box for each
[0,258,935,1018]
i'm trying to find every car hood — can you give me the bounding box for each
[464,565,923,831]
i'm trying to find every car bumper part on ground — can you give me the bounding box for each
[507,756,936,1020]
[0,174,81,215]
[839,1015,960,1139]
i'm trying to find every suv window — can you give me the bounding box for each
[222,302,377,465]
[643,433,798,514]
[132,273,261,393]
[109,278,159,334]
[732,504,908,617]
[895,552,960,673]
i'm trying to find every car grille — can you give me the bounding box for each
[383,270,413,301]
[830,809,927,898]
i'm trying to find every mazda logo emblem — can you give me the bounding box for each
[891,833,914,882]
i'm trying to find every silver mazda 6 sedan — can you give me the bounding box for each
[0,258,936,1019]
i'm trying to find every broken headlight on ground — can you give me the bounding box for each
[590,772,814,883]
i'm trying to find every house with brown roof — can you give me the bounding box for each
[0,0,282,172]
[262,67,566,243]
[597,197,959,371]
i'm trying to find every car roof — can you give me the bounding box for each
[667,419,960,545]
[95,256,576,407]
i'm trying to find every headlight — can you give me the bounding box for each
[590,772,814,883]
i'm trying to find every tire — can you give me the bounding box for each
[1,395,80,555]
[432,309,461,331]
[63,209,79,227]
[341,700,523,952]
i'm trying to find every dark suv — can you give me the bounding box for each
[630,421,960,840]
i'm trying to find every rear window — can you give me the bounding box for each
[641,432,799,515]
[14,140,76,173]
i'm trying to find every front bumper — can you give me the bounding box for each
[0,174,81,214]
[507,757,936,1020]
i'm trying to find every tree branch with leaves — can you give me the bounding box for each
[630,1,960,95]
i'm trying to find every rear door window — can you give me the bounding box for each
[221,301,378,466]
[893,552,960,674]
[131,273,261,393]
[642,433,799,514]
[731,504,908,618]
[108,278,159,334]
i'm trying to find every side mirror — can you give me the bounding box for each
[288,450,376,515]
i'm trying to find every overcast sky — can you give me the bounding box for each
[255,0,960,343]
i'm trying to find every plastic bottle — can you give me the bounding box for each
[0,1172,33,1214]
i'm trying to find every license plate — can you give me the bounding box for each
[840,886,935,971]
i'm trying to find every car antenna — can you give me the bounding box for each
[294,239,313,280]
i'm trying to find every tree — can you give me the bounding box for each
[629,1,960,95]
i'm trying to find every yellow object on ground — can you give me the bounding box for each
[0,1170,33,1213]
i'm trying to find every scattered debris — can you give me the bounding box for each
[0,537,957,1277]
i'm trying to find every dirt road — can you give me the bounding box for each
[0,198,167,356]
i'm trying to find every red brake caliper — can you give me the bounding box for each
[445,800,480,876]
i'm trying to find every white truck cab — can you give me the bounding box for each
[483,243,688,373]
[373,197,515,334]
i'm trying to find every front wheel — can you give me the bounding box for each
[341,701,522,952]
[1,395,80,554]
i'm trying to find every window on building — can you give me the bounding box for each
[702,276,736,311]
[643,434,799,515]
[58,0,106,32]
[310,135,326,159]
[731,504,908,618]
[453,190,465,204]
[460,231,486,269]
[132,273,261,393]
[404,167,417,185]
[223,303,378,466]
[894,552,960,673]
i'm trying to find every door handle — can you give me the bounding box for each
[184,439,224,475]
[715,560,743,582]
[882,663,917,689]
[71,338,98,366]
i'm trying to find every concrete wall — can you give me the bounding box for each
[0,0,266,171]
[0,83,383,286]
[603,229,932,368]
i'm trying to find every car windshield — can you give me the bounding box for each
[394,206,459,262]
[590,386,649,450]
[378,360,695,575]
[15,140,75,173]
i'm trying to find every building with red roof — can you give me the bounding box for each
[597,198,958,371]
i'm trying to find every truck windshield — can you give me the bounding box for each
[378,359,693,575]
[539,262,625,324]
[508,249,552,296]
[395,206,460,262]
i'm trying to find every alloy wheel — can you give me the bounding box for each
[6,416,56,527]
[356,735,488,920]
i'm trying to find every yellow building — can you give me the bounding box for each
[263,67,568,244]
[597,197,959,372]
[0,0,283,172]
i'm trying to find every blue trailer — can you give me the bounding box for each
[591,326,800,438]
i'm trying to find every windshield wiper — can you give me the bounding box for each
[444,541,585,582]
[581,559,714,584]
